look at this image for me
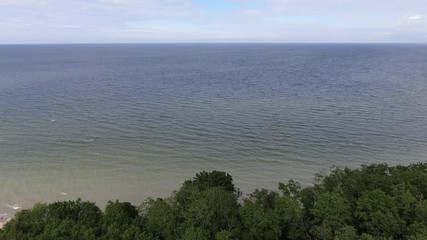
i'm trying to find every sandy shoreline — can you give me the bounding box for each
[0,215,12,229]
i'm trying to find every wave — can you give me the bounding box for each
[6,204,22,210]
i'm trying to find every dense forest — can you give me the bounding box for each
[1,162,426,240]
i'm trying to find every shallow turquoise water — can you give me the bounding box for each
[1,44,426,215]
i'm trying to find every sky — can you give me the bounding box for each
[0,0,426,44]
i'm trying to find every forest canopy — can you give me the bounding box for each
[1,162,427,240]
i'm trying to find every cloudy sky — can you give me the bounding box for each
[0,0,426,43]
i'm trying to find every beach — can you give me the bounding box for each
[0,214,12,229]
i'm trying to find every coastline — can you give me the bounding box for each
[0,214,12,229]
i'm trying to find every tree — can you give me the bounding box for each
[275,195,304,240]
[183,187,241,239]
[334,226,358,240]
[311,192,352,232]
[2,163,427,240]
[0,200,102,240]
[356,189,401,238]
[102,200,142,240]
[176,171,238,210]
[141,198,180,240]
[240,199,281,240]
[181,227,209,240]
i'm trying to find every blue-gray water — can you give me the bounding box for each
[1,44,426,215]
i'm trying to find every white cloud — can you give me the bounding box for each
[0,0,427,43]
[407,14,423,21]
[0,0,49,6]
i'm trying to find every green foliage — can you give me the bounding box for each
[415,200,427,225]
[240,200,281,240]
[183,187,240,237]
[247,188,279,209]
[187,171,236,193]
[0,199,102,240]
[334,226,358,240]
[104,201,138,225]
[102,200,143,240]
[408,226,427,240]
[274,195,304,240]
[141,198,180,240]
[181,227,209,240]
[311,192,351,231]
[175,170,238,213]
[215,230,235,240]
[278,179,301,198]
[141,171,241,240]
[355,189,401,237]
[1,164,427,240]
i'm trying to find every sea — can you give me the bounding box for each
[1,44,426,215]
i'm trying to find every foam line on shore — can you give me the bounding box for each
[0,214,13,229]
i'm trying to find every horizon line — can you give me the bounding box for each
[1,42,427,46]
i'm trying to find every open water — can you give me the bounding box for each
[1,44,426,215]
